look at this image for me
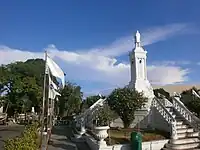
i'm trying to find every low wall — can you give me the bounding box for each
[142,140,169,150]
[85,134,168,150]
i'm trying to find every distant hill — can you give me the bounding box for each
[152,84,200,95]
[91,84,200,97]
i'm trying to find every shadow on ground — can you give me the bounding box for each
[49,142,76,149]
[52,126,73,137]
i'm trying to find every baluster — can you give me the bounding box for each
[188,115,192,122]
[184,110,186,118]
[180,107,183,115]
[182,110,185,117]
[187,114,190,121]
[185,113,188,120]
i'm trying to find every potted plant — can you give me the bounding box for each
[93,104,115,146]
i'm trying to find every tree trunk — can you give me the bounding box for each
[123,123,130,129]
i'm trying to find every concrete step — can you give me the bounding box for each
[170,138,199,144]
[177,128,194,134]
[177,131,199,138]
[162,148,200,150]
[165,142,200,150]
[175,116,184,120]
[176,124,188,129]
[175,118,185,122]
[176,121,183,125]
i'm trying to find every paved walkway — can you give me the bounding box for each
[48,126,90,150]
[0,125,24,149]
[48,134,77,150]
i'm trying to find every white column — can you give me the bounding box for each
[80,118,86,135]
[171,121,178,140]
[143,58,146,79]
[0,106,3,113]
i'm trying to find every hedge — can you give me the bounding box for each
[4,123,40,150]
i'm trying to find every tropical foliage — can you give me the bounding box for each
[0,59,83,118]
[4,122,39,150]
[154,88,170,99]
[58,82,83,118]
[181,87,200,117]
[94,104,117,126]
[81,94,106,111]
[0,59,44,116]
[107,87,147,128]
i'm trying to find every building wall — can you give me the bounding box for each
[150,108,171,132]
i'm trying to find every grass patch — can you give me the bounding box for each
[106,128,170,145]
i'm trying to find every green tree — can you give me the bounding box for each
[181,87,200,117]
[154,88,170,99]
[0,58,84,119]
[58,82,83,118]
[0,59,44,116]
[94,104,117,126]
[107,87,147,128]
[81,95,106,111]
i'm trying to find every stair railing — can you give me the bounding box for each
[172,94,200,131]
[156,93,173,107]
[153,97,178,139]
[76,98,106,128]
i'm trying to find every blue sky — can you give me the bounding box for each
[0,0,200,96]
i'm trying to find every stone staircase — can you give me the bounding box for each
[162,106,200,150]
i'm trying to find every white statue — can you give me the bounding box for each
[135,30,141,43]
[31,107,35,113]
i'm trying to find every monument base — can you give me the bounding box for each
[110,108,152,129]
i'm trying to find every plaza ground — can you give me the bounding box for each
[48,125,90,150]
[0,125,25,149]
[0,124,90,150]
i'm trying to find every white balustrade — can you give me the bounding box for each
[172,95,200,131]
[75,98,106,134]
[153,98,177,139]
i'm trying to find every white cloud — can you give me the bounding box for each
[142,23,193,46]
[147,65,189,85]
[88,23,194,57]
[0,45,189,87]
[0,23,192,94]
[151,60,191,66]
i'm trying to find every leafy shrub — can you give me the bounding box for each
[94,104,117,126]
[4,122,40,150]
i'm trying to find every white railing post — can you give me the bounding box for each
[171,121,178,140]
[80,118,86,134]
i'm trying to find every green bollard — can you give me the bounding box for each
[130,132,142,150]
